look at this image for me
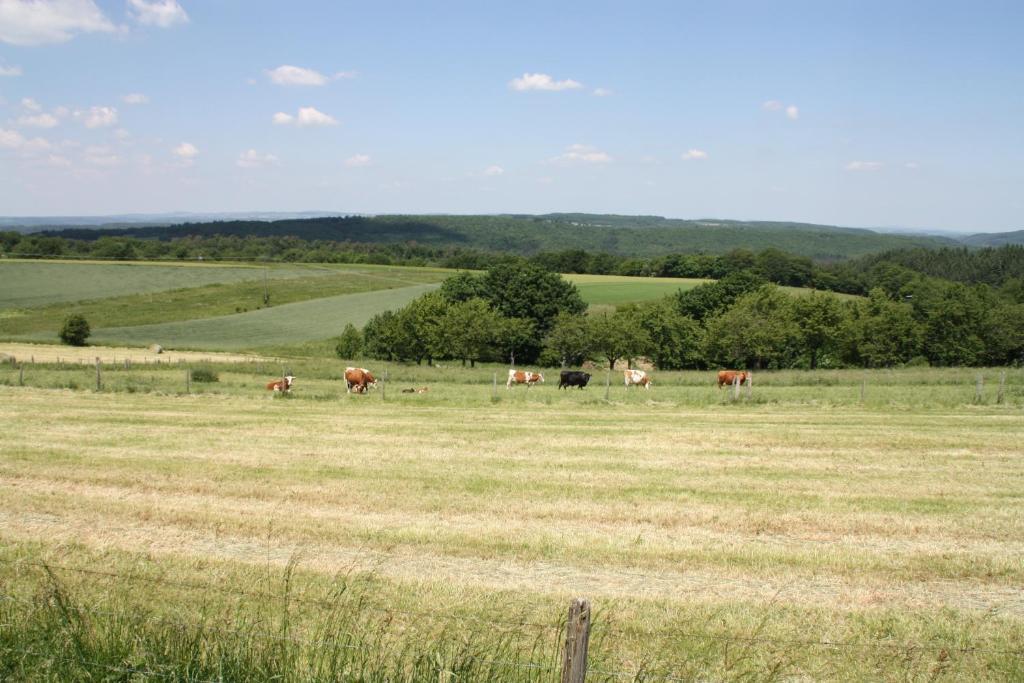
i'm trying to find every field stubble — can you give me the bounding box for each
[1,367,1022,680]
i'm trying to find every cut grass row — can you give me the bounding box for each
[0,384,1021,680]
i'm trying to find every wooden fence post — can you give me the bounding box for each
[997,371,1006,405]
[732,374,740,401]
[95,357,102,391]
[604,371,610,401]
[745,372,752,399]
[185,368,191,394]
[18,363,24,386]
[975,373,983,403]
[561,598,591,683]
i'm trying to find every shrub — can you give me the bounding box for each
[190,368,219,383]
[59,314,91,346]
[904,355,930,368]
[335,323,364,360]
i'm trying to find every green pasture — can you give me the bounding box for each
[76,283,442,351]
[0,264,448,341]
[0,259,336,309]
[565,274,710,306]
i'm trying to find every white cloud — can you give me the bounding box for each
[483,164,504,176]
[548,143,611,164]
[0,63,21,76]
[785,105,799,120]
[172,141,198,165]
[845,160,883,171]
[127,0,188,28]
[0,0,115,45]
[236,148,278,168]
[45,153,71,167]
[762,100,799,120]
[345,153,370,167]
[272,106,338,127]
[84,144,119,165]
[509,73,583,92]
[681,149,708,161]
[762,100,783,111]
[266,64,328,86]
[17,112,59,128]
[592,87,613,97]
[113,128,131,140]
[0,127,51,152]
[121,93,149,105]
[75,105,118,128]
[334,70,357,80]
[21,97,41,111]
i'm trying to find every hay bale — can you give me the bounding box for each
[149,344,163,355]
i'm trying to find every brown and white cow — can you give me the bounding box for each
[267,375,295,393]
[717,370,749,388]
[345,367,377,394]
[624,369,651,390]
[506,369,544,389]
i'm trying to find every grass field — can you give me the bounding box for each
[565,274,710,306]
[0,364,1022,680]
[0,260,335,309]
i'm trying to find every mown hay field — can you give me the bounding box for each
[1,364,1022,681]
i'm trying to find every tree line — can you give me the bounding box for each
[339,262,1024,370]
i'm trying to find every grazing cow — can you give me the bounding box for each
[401,386,430,394]
[624,369,651,390]
[717,370,749,388]
[266,375,295,393]
[559,370,591,389]
[345,367,377,394]
[507,369,544,389]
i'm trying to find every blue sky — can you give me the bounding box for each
[1,0,1022,231]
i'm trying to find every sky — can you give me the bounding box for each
[0,0,1022,231]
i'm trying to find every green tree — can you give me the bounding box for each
[840,288,923,367]
[440,298,501,367]
[634,299,703,369]
[794,292,847,369]
[589,311,649,370]
[59,314,91,346]
[334,323,364,360]
[362,310,401,361]
[676,270,766,322]
[542,313,592,367]
[439,271,488,303]
[704,286,801,369]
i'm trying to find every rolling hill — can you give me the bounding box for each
[35,213,960,260]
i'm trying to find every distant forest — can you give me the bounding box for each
[25,213,965,260]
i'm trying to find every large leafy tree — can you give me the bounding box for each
[839,288,923,367]
[794,291,848,369]
[588,310,650,370]
[704,285,802,369]
[542,313,593,367]
[633,299,703,370]
[439,298,502,367]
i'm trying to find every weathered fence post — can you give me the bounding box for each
[745,372,752,399]
[124,358,130,370]
[975,373,983,403]
[732,374,740,401]
[997,371,1006,405]
[561,598,591,683]
[18,363,24,386]
[185,368,191,394]
[95,357,102,391]
[604,371,610,401]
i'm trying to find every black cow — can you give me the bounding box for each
[558,371,591,389]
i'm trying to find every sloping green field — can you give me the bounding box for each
[0,260,334,309]
[86,283,441,350]
[566,274,710,305]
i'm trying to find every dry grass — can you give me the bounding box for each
[1,382,1022,679]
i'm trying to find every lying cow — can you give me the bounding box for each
[401,387,430,394]
[559,370,591,389]
[345,366,377,394]
[624,369,651,390]
[266,375,295,393]
[717,370,749,388]
[507,369,544,389]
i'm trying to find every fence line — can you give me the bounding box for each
[0,645,225,683]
